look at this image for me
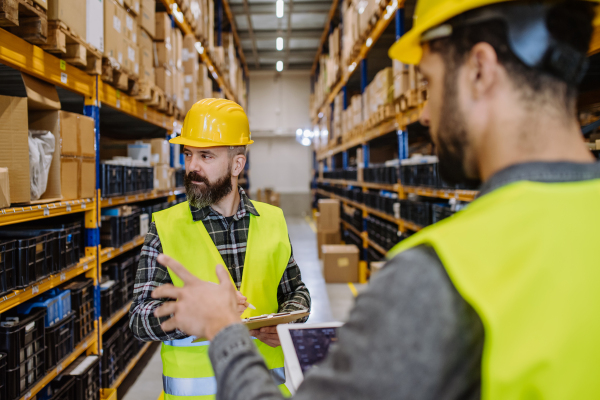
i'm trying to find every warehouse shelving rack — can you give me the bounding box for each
[310,3,481,282]
[0,0,241,393]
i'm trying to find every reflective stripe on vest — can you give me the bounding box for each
[154,200,292,399]
[163,368,287,396]
[388,179,600,400]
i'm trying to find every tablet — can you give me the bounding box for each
[278,322,344,392]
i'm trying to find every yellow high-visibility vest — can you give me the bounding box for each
[389,179,600,399]
[153,201,292,399]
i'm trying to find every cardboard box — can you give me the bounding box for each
[125,9,138,43]
[317,230,341,259]
[144,139,170,165]
[0,96,30,204]
[79,114,95,158]
[60,157,79,200]
[30,111,95,157]
[156,67,173,97]
[123,37,139,76]
[138,27,154,83]
[79,158,96,198]
[317,199,340,232]
[33,0,48,11]
[0,168,10,208]
[48,0,86,40]
[174,28,183,70]
[155,12,172,42]
[155,40,173,70]
[322,245,359,283]
[87,0,104,52]
[104,0,125,63]
[138,0,155,37]
[154,164,174,190]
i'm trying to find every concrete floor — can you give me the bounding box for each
[119,216,361,400]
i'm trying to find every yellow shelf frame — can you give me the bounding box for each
[101,188,185,208]
[19,331,98,400]
[0,255,97,314]
[0,199,95,227]
[319,179,398,192]
[342,220,362,238]
[102,301,133,334]
[365,237,387,256]
[100,236,145,264]
[109,342,153,389]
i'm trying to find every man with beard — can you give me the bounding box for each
[129,98,311,399]
[149,1,600,399]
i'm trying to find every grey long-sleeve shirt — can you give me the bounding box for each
[208,161,600,400]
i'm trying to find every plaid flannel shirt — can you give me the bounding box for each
[129,187,311,342]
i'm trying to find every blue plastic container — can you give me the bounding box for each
[18,295,60,327]
[46,289,72,321]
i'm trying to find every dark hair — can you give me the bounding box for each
[429,1,594,113]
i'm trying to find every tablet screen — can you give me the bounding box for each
[290,327,339,373]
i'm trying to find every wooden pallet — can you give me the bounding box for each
[101,57,140,93]
[0,0,47,44]
[135,82,159,103]
[41,20,102,74]
[165,99,175,116]
[156,91,168,112]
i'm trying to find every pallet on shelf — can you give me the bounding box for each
[0,0,47,44]
[135,82,162,105]
[101,57,139,93]
[40,20,102,74]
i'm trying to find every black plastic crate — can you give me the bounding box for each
[123,166,136,195]
[64,355,100,400]
[38,373,75,400]
[0,231,54,288]
[62,279,94,346]
[100,280,117,321]
[146,167,155,190]
[0,352,6,400]
[1,308,46,400]
[175,169,184,188]
[134,167,144,193]
[101,327,122,387]
[101,163,124,197]
[45,312,75,371]
[0,240,16,296]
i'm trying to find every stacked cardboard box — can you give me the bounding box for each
[197,64,213,100]
[155,12,174,99]
[0,74,96,205]
[322,244,360,283]
[49,0,86,42]
[142,139,175,190]
[364,67,393,120]
[317,199,341,259]
[123,7,139,77]
[172,28,185,110]
[104,0,126,65]
[182,34,199,112]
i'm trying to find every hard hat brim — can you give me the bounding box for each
[388,28,423,65]
[169,136,254,148]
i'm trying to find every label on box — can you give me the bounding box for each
[128,46,135,61]
[126,15,133,31]
[184,88,190,101]
[185,75,192,84]
[166,37,171,50]
[337,257,349,267]
[118,52,123,64]
[135,64,139,74]
[134,2,140,13]
[182,48,189,62]
[132,32,137,43]
[113,15,121,33]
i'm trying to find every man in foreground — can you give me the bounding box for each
[152,1,600,399]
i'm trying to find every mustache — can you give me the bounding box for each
[185,171,210,186]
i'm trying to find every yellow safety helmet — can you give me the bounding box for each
[170,98,254,148]
[389,0,600,68]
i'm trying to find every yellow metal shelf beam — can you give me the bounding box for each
[109,342,153,389]
[0,198,95,227]
[366,237,387,256]
[101,188,185,208]
[342,220,362,238]
[99,81,177,130]
[0,255,96,314]
[19,332,98,400]
[319,179,399,192]
[102,301,133,334]
[403,186,478,202]
[0,28,95,99]
[100,236,145,264]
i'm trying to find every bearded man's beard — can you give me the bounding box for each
[184,168,233,209]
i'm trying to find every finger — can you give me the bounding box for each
[248,329,259,336]
[216,264,233,288]
[152,284,181,300]
[160,317,179,332]
[259,326,278,334]
[154,301,178,318]
[157,254,197,283]
[257,333,279,340]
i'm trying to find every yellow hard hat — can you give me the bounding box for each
[389,0,600,65]
[170,98,254,148]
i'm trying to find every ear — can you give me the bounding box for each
[465,42,500,100]
[231,154,246,177]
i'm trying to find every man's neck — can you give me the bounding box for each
[477,107,595,182]
[211,184,240,217]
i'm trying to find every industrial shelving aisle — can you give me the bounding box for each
[309,0,479,283]
[0,0,243,395]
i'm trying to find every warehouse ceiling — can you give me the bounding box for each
[228,0,334,70]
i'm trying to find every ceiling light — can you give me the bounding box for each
[276,0,284,18]
[303,129,311,138]
[366,38,372,47]
[276,60,283,72]
[301,137,311,146]
[322,129,329,137]
[296,129,303,136]
[276,37,283,51]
